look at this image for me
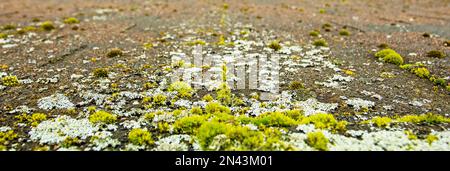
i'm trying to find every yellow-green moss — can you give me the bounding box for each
[30,113,47,127]
[309,30,320,37]
[426,134,438,145]
[168,81,194,98]
[202,94,214,102]
[128,128,153,146]
[364,116,392,128]
[268,40,282,51]
[313,39,328,47]
[0,33,8,39]
[173,115,208,134]
[1,75,19,87]
[299,113,347,132]
[106,48,123,57]
[190,107,203,115]
[426,50,446,58]
[152,94,167,105]
[205,101,231,114]
[216,83,232,105]
[252,111,298,127]
[306,131,329,151]
[40,21,55,31]
[0,130,18,146]
[2,24,16,30]
[383,53,404,65]
[63,17,80,24]
[339,29,350,36]
[397,113,450,124]
[289,81,304,90]
[375,49,403,65]
[89,110,117,124]
[411,67,430,78]
[93,68,108,78]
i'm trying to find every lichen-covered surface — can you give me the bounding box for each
[0,0,449,151]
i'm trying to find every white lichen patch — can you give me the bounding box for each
[37,93,75,110]
[29,115,98,145]
[345,98,375,111]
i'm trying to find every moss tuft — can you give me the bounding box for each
[313,39,328,47]
[339,29,350,36]
[173,115,208,134]
[289,81,304,90]
[89,110,117,124]
[205,101,231,114]
[426,50,446,58]
[411,67,430,78]
[40,21,55,31]
[268,40,282,51]
[168,81,194,98]
[252,111,298,127]
[128,128,153,146]
[375,49,403,65]
[63,17,80,24]
[1,75,20,87]
[106,48,123,57]
[306,131,329,151]
[93,68,109,78]
[309,30,320,37]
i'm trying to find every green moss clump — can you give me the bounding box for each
[375,49,397,58]
[205,102,231,114]
[196,122,281,151]
[216,83,232,105]
[0,33,7,39]
[93,68,108,78]
[339,29,350,36]
[106,48,123,57]
[1,75,20,87]
[289,81,304,90]
[128,128,153,146]
[429,76,446,86]
[202,94,214,102]
[397,113,450,124]
[152,94,167,105]
[300,113,347,132]
[196,121,228,149]
[2,24,16,30]
[252,112,298,127]
[383,53,404,65]
[40,21,55,31]
[411,67,430,78]
[446,85,450,92]
[0,130,18,146]
[365,116,392,128]
[309,30,320,37]
[173,115,208,134]
[426,50,446,58]
[168,81,194,98]
[89,110,117,124]
[313,39,328,47]
[426,134,438,145]
[30,113,47,127]
[268,41,282,51]
[190,107,203,115]
[374,49,403,65]
[306,131,329,151]
[63,17,80,24]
